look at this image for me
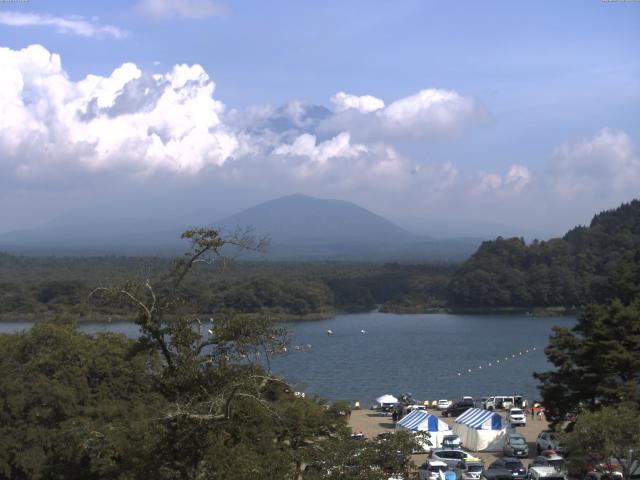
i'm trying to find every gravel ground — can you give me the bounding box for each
[349,408,551,471]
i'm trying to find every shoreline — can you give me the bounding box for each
[0,305,578,324]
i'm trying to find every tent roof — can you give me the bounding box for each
[397,409,450,431]
[376,394,398,404]
[455,408,503,430]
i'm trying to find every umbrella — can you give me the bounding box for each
[376,394,398,404]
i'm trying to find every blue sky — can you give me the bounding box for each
[0,0,639,237]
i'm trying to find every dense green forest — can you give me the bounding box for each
[448,200,640,309]
[1,199,639,320]
[0,254,454,321]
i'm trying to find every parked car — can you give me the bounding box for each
[418,460,449,480]
[442,434,463,449]
[584,467,624,480]
[484,396,514,411]
[430,449,481,468]
[481,469,515,480]
[508,408,527,426]
[530,454,566,478]
[454,460,485,480]
[438,399,451,410]
[488,458,526,479]
[503,433,529,458]
[442,400,474,418]
[536,431,563,454]
[527,466,566,480]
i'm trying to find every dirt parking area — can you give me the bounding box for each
[348,408,551,470]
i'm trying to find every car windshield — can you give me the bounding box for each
[468,466,483,473]
[431,465,447,472]
[548,460,564,469]
[506,462,523,470]
[510,437,526,445]
[510,409,523,415]
[546,477,564,480]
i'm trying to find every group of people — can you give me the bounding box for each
[530,403,545,420]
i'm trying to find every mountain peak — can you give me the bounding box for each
[218,194,415,244]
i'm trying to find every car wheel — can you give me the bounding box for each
[488,406,493,411]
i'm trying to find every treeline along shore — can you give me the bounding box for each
[1,199,639,322]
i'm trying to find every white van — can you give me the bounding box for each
[483,395,514,410]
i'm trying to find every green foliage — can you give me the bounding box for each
[559,404,640,480]
[0,322,165,480]
[449,200,640,308]
[303,430,420,479]
[535,250,640,426]
[0,252,456,321]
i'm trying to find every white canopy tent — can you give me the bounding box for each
[376,394,398,405]
[452,408,508,451]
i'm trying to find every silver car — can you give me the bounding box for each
[418,460,450,480]
[454,461,485,480]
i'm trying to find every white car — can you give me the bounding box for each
[536,431,562,453]
[437,399,450,410]
[527,466,566,480]
[508,407,527,426]
[418,460,449,480]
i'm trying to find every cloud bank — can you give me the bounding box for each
[1,44,638,236]
[323,88,486,141]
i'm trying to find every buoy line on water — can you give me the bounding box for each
[438,345,541,379]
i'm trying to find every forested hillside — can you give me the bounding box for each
[0,255,454,321]
[448,200,640,308]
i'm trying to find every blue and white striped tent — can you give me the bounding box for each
[452,408,507,452]
[455,408,503,430]
[398,410,450,432]
[396,409,452,449]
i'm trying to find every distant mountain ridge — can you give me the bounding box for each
[0,194,481,261]
[217,194,417,244]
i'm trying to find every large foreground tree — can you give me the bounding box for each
[0,228,419,479]
[535,251,640,426]
[559,404,640,480]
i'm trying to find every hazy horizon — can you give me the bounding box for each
[1,1,639,242]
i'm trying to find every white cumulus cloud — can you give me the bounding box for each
[0,12,128,38]
[330,91,385,113]
[323,88,486,141]
[552,128,639,197]
[478,165,531,192]
[0,44,238,177]
[273,132,367,165]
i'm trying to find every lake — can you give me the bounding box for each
[0,312,575,405]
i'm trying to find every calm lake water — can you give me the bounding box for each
[0,312,575,405]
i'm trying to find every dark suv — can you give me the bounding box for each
[488,458,526,479]
[442,400,474,418]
